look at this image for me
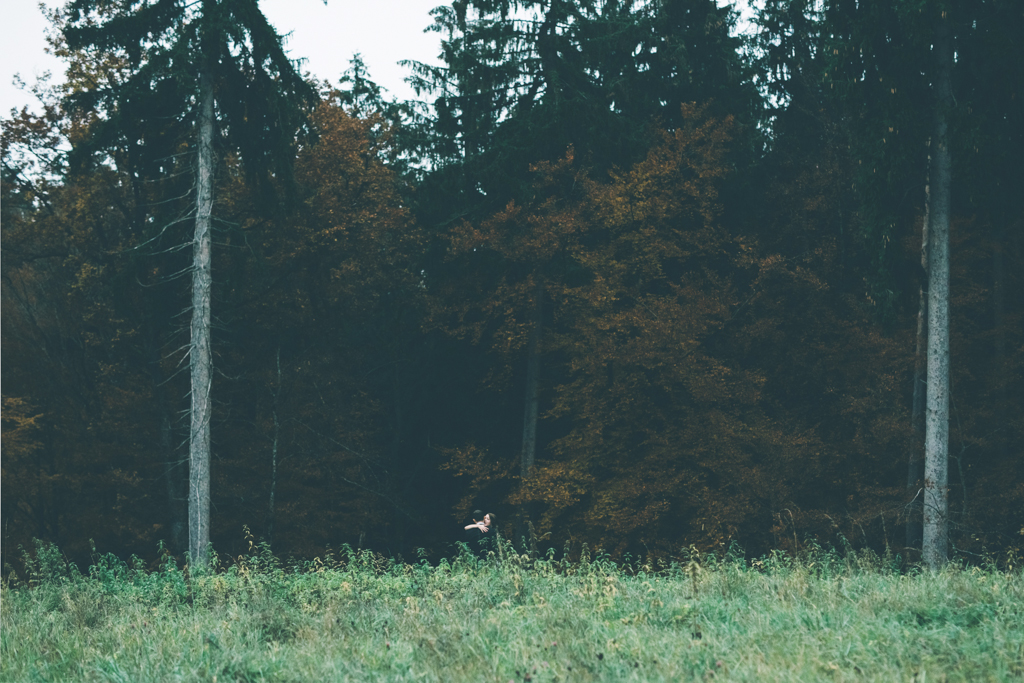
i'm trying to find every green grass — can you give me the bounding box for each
[2,541,1022,682]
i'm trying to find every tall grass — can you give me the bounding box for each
[3,540,1022,682]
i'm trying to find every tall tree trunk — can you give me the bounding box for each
[188,69,215,567]
[907,178,931,551]
[923,9,953,572]
[908,284,927,549]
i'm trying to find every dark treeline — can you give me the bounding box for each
[3,0,1022,569]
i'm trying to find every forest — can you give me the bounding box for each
[2,0,1022,571]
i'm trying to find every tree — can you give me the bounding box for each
[753,0,1024,562]
[208,95,433,556]
[414,0,760,538]
[440,106,765,554]
[922,5,953,571]
[6,0,1020,568]
[409,0,758,222]
[63,0,315,565]
[539,106,759,553]
[2,101,177,561]
[432,149,587,536]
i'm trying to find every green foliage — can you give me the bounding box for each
[410,0,761,225]
[62,0,317,195]
[3,0,1023,572]
[2,544,1022,682]
[18,540,81,587]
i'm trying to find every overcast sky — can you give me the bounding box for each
[3,1,756,118]
[1,0,445,116]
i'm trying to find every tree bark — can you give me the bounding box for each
[188,69,215,567]
[908,281,927,549]
[923,9,953,572]
[907,175,931,551]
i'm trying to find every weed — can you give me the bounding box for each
[2,542,1022,682]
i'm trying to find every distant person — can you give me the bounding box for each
[464,510,485,545]
[465,512,497,556]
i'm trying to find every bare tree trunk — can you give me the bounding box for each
[907,179,931,551]
[267,347,281,546]
[923,10,953,572]
[188,69,215,567]
[908,283,927,549]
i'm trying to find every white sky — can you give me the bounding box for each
[1,0,445,116]
[2,1,757,117]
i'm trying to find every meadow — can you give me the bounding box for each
[2,540,1022,682]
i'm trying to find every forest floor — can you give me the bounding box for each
[2,542,1022,682]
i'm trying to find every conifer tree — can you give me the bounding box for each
[63,0,315,565]
[414,0,758,534]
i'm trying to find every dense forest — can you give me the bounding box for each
[3,0,1022,570]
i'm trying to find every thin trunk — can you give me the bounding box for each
[521,282,543,481]
[188,69,215,567]
[923,10,953,572]
[391,361,405,546]
[518,281,543,546]
[267,347,281,546]
[392,360,403,453]
[147,334,187,554]
[907,181,931,550]
[162,413,188,553]
[908,285,927,549]
[992,232,1006,363]
[992,226,1009,461]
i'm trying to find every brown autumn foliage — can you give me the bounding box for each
[2,98,433,564]
[2,124,174,562]
[4,91,1021,565]
[207,97,432,557]
[438,104,928,558]
[534,106,767,555]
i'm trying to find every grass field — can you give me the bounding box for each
[2,541,1022,682]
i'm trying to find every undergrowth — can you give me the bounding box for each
[2,539,1022,682]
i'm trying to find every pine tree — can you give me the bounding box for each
[63,0,315,566]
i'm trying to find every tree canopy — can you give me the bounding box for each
[3,0,1022,569]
